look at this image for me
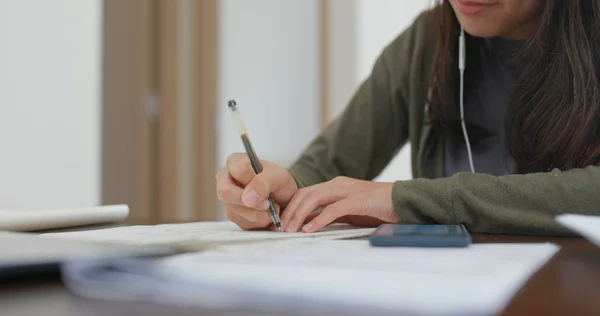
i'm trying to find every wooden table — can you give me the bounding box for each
[3,233,600,316]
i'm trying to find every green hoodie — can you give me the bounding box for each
[287,10,600,236]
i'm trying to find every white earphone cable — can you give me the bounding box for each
[459,27,475,173]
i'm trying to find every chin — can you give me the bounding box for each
[464,29,499,38]
[460,22,502,38]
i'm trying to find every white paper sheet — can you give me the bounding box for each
[557,214,600,247]
[43,221,376,249]
[0,205,129,232]
[61,240,559,316]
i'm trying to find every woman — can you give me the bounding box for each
[216,0,600,235]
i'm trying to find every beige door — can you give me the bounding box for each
[101,0,218,224]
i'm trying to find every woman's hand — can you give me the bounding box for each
[216,153,298,231]
[281,177,401,233]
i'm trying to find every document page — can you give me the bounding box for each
[61,240,559,315]
[43,221,375,249]
[557,214,600,247]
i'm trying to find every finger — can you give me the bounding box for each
[284,183,347,233]
[268,222,279,232]
[225,204,271,229]
[216,169,245,205]
[302,198,357,233]
[242,168,296,210]
[281,177,353,229]
[227,153,256,186]
[225,207,256,230]
[303,207,323,223]
[227,202,282,225]
[280,187,308,226]
[225,206,270,231]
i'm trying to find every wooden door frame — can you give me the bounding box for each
[101,0,158,224]
[193,0,218,221]
[156,0,180,222]
[156,0,218,222]
[102,0,218,224]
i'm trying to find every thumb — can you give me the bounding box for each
[241,167,296,209]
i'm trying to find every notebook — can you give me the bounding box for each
[61,240,559,315]
[0,205,129,232]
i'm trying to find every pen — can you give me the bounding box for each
[228,99,282,231]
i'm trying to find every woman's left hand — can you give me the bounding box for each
[280,177,401,233]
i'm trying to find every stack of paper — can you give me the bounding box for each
[43,221,376,250]
[61,240,559,315]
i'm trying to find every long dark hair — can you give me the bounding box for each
[425,0,600,173]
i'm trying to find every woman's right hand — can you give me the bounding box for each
[216,153,298,231]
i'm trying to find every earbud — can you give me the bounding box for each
[459,27,466,72]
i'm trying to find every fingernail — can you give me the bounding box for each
[242,189,260,206]
[302,223,314,233]
[260,200,270,210]
[286,220,296,233]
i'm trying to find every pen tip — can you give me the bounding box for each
[276,223,282,232]
[227,100,237,108]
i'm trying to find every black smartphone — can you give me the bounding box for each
[369,224,471,247]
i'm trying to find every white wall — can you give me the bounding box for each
[0,0,102,210]
[217,0,321,168]
[356,0,430,81]
[328,0,431,182]
[217,0,321,218]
